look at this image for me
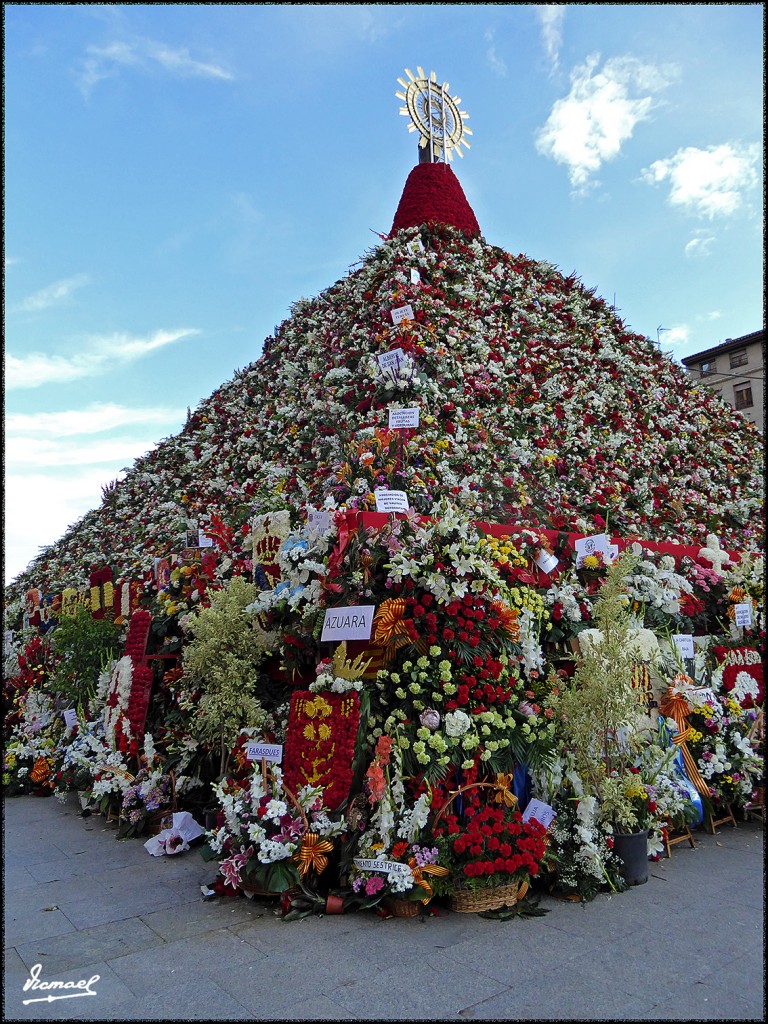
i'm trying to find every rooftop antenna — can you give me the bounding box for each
[656,325,670,347]
[396,67,472,164]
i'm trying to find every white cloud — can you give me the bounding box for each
[535,53,677,191]
[485,30,508,78]
[4,403,186,584]
[16,273,90,312]
[641,143,760,218]
[4,469,129,585]
[535,5,565,73]
[5,403,185,438]
[5,435,162,469]
[6,328,200,389]
[661,325,690,348]
[684,234,716,258]
[77,36,233,97]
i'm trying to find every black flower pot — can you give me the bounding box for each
[613,829,649,886]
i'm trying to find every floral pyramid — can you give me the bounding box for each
[7,164,763,600]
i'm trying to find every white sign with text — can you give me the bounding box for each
[377,348,404,375]
[245,742,283,763]
[62,709,79,729]
[390,304,415,325]
[534,550,559,574]
[374,489,409,513]
[672,634,695,660]
[353,857,411,875]
[307,508,332,534]
[388,407,420,430]
[320,605,376,643]
[734,602,753,627]
[574,533,609,567]
[522,798,556,830]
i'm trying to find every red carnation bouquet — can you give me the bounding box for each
[433,802,548,899]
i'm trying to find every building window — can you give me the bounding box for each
[729,348,748,368]
[734,384,753,410]
[700,360,716,376]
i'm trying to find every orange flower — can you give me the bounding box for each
[365,761,386,805]
[375,734,393,765]
[491,600,520,641]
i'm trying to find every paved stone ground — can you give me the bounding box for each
[2,792,764,1022]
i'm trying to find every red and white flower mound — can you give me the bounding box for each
[8,184,762,599]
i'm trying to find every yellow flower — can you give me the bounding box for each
[624,780,647,800]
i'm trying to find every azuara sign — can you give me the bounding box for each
[320,605,376,643]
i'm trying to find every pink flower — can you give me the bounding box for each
[160,829,188,856]
[365,876,385,896]
[219,847,253,887]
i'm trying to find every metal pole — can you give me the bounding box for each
[426,80,434,162]
[441,83,447,162]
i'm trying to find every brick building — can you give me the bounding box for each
[681,329,765,432]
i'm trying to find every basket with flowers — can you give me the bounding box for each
[683,692,763,811]
[118,767,176,838]
[430,781,549,913]
[202,760,347,897]
[345,734,449,916]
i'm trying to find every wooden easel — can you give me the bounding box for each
[743,790,764,824]
[743,710,764,823]
[707,803,738,834]
[664,823,697,858]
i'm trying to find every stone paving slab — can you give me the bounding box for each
[12,917,165,975]
[3,793,764,1022]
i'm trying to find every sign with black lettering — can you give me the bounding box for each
[320,605,376,642]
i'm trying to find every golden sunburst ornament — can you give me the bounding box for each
[396,66,472,162]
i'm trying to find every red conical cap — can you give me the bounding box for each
[389,162,480,238]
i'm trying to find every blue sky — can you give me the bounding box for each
[4,3,764,585]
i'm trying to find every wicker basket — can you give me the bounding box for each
[240,878,279,899]
[144,772,177,836]
[431,780,536,914]
[237,764,310,898]
[450,878,529,914]
[385,897,422,918]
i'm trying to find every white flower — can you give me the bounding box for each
[626,628,660,663]
[247,822,267,844]
[732,670,760,704]
[257,838,294,863]
[264,799,288,821]
[575,794,597,825]
[444,710,471,737]
[387,864,414,893]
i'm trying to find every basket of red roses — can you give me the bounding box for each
[431,782,549,914]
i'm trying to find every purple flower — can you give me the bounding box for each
[420,708,440,731]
